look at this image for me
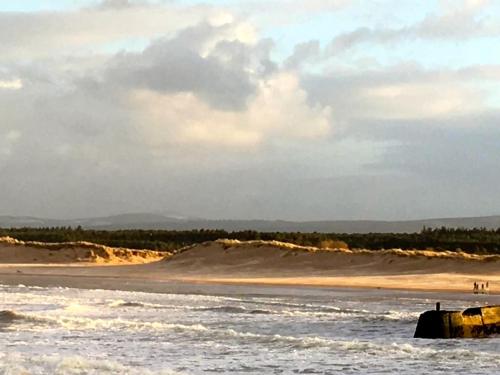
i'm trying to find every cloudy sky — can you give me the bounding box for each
[1,0,499,221]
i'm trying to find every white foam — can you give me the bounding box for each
[3,284,500,374]
[64,303,94,314]
[0,353,185,375]
[382,310,421,321]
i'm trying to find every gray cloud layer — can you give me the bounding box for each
[106,23,262,110]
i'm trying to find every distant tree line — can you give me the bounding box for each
[1,226,500,254]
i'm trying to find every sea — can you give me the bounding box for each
[1,282,499,374]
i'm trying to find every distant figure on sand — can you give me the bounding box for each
[473,281,490,294]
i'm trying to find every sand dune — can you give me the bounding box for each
[156,240,500,292]
[0,238,499,293]
[0,236,168,264]
[165,239,500,276]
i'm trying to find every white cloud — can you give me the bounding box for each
[0,130,22,158]
[231,0,352,26]
[303,63,500,126]
[0,5,217,60]
[285,40,321,69]
[0,79,22,90]
[130,72,332,149]
[360,82,483,119]
[5,130,21,142]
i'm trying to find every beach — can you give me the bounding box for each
[2,238,500,374]
[0,237,499,294]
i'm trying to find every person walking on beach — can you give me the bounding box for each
[473,282,479,294]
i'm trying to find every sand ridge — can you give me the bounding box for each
[156,240,500,292]
[0,236,169,264]
[164,239,500,274]
[214,239,500,261]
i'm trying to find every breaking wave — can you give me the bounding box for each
[194,305,273,314]
[107,300,167,309]
[0,310,49,326]
[0,353,184,375]
[190,303,418,322]
[0,310,22,323]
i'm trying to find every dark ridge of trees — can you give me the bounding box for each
[1,226,500,254]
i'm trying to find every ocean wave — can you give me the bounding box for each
[4,309,500,369]
[107,300,167,309]
[281,306,419,322]
[64,303,95,314]
[194,305,273,315]
[0,353,185,375]
[242,299,320,309]
[50,316,210,333]
[0,310,50,326]
[207,327,377,352]
[210,328,500,363]
[174,302,418,322]
[379,311,421,322]
[0,310,23,323]
[191,304,368,317]
[0,309,209,333]
[279,308,369,318]
[239,298,373,315]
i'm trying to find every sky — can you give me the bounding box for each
[0,0,500,221]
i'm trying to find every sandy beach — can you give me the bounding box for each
[0,237,498,294]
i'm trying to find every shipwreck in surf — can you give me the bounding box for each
[414,303,500,339]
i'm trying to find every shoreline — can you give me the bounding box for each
[1,265,499,297]
[1,239,500,298]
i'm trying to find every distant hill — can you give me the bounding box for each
[1,213,500,233]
